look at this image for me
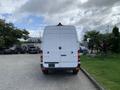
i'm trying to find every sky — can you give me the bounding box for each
[0,0,120,41]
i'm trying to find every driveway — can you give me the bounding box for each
[0,55,97,90]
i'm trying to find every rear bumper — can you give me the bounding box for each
[40,64,80,70]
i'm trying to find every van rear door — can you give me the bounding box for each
[42,29,60,67]
[43,33,60,61]
[59,27,78,67]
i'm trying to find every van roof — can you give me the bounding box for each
[44,25,76,34]
[45,25,75,30]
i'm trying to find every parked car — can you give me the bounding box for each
[0,47,15,54]
[16,46,27,54]
[21,46,27,54]
[4,48,13,54]
[0,48,5,54]
[27,45,39,54]
[8,45,27,54]
[41,23,80,74]
[80,46,89,54]
[0,45,27,54]
[39,48,43,54]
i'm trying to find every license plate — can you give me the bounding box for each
[49,64,55,68]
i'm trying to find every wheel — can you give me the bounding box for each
[72,69,79,75]
[42,69,49,75]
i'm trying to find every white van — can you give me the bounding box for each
[40,23,80,74]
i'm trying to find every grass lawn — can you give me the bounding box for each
[81,54,120,90]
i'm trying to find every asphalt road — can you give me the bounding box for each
[0,55,97,90]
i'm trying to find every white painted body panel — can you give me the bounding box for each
[42,25,79,68]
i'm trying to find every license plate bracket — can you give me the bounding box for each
[49,64,55,68]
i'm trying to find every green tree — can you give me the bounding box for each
[0,19,29,48]
[83,30,112,54]
[111,26,120,53]
[84,30,101,53]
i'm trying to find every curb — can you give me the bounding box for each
[80,67,105,90]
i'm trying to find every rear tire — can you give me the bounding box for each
[72,69,79,75]
[42,69,49,75]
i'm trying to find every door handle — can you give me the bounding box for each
[61,54,67,56]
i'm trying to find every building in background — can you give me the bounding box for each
[22,37,41,48]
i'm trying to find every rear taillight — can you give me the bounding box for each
[78,50,80,62]
[40,50,43,62]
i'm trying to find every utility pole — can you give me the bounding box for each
[108,25,109,33]
[39,31,41,38]
[106,25,109,34]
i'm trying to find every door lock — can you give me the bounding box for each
[59,46,62,50]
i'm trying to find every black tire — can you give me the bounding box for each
[72,69,79,75]
[42,69,49,75]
